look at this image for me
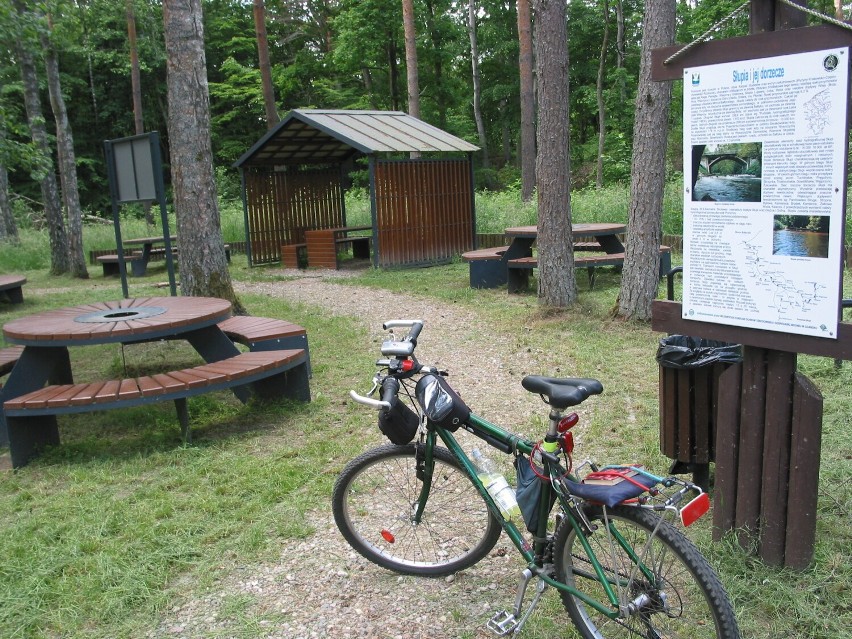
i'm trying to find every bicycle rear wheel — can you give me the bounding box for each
[553,504,740,639]
[332,443,502,576]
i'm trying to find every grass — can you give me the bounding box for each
[0,191,850,638]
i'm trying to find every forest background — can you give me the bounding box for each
[3,0,844,226]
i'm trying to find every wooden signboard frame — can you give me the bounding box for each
[651,6,851,568]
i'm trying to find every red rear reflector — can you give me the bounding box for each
[680,493,710,527]
[381,529,395,543]
[401,359,414,372]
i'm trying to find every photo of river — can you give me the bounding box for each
[773,215,830,258]
[693,175,762,202]
[691,142,762,202]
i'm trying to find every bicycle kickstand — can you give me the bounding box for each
[486,568,549,636]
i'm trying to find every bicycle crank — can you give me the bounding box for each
[486,568,549,636]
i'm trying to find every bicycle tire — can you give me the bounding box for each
[332,443,502,576]
[553,504,740,639]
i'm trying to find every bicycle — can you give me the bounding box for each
[332,319,741,638]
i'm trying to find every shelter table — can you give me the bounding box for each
[0,296,239,447]
[304,226,372,269]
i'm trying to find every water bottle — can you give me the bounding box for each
[471,448,521,524]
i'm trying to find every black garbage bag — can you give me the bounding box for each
[656,335,742,370]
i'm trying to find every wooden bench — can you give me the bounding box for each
[461,246,510,288]
[0,275,27,303]
[218,316,311,375]
[281,243,308,269]
[508,246,672,293]
[0,346,24,378]
[2,349,310,468]
[148,244,231,262]
[97,254,145,277]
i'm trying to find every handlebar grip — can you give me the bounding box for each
[380,377,401,406]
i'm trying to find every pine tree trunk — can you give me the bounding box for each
[517,0,536,202]
[617,0,675,320]
[0,123,19,242]
[13,1,69,275]
[127,0,154,225]
[253,0,279,129]
[468,0,488,167]
[162,0,242,310]
[596,0,610,188]
[401,0,420,119]
[533,0,575,308]
[42,21,89,279]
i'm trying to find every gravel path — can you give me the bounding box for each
[149,270,567,639]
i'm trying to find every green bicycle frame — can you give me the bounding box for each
[413,410,658,620]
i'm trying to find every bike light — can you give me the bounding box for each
[557,413,579,433]
[561,432,575,455]
[381,529,396,543]
[680,492,711,527]
[401,359,415,372]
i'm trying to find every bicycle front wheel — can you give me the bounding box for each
[332,443,502,576]
[554,504,740,639]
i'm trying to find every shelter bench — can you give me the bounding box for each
[218,315,311,375]
[97,254,145,277]
[281,243,308,269]
[461,246,510,288]
[507,246,672,293]
[304,227,372,269]
[2,349,311,468]
[0,275,27,303]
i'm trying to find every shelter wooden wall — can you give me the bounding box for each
[373,159,474,267]
[245,167,344,264]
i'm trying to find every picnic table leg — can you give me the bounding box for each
[595,234,625,254]
[182,325,250,403]
[0,346,71,448]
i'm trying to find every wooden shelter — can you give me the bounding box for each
[233,109,479,268]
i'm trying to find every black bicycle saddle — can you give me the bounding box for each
[521,375,603,409]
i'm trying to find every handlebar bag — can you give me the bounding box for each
[415,373,470,431]
[378,397,420,445]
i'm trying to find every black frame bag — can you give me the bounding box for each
[415,373,470,431]
[378,397,420,444]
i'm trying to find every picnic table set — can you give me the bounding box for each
[0,296,311,468]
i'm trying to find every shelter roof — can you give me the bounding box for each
[233,109,479,168]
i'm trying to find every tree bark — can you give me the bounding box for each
[42,17,89,279]
[253,0,279,129]
[533,0,575,308]
[517,0,536,202]
[13,0,69,275]
[468,0,488,168]
[162,0,242,310]
[596,0,610,188]
[0,123,19,242]
[127,0,155,225]
[401,0,420,120]
[616,0,675,320]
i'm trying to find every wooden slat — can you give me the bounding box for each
[713,363,742,540]
[784,373,823,569]
[735,347,767,544]
[759,350,797,565]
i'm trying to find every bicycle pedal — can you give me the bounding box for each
[487,610,518,636]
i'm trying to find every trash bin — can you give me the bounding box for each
[656,336,742,488]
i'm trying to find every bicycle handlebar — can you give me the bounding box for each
[349,389,391,410]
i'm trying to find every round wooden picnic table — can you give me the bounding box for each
[1,296,240,449]
[3,296,231,346]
